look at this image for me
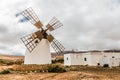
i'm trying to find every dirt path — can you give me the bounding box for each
[0,71,116,80]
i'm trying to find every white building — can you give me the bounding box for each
[82,52,102,66]
[100,52,120,67]
[64,52,83,66]
[64,51,120,67]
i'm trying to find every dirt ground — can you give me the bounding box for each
[0,55,120,80]
[0,71,113,80]
[0,67,120,80]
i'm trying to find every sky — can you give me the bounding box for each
[0,0,120,55]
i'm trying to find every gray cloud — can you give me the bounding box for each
[0,24,8,33]
[0,0,120,55]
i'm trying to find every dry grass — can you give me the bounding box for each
[0,59,23,65]
[13,65,48,72]
[0,64,120,80]
[12,64,66,73]
[0,55,120,80]
[65,65,120,80]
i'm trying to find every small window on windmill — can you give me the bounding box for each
[67,57,68,60]
[84,57,87,61]
[35,40,39,43]
[112,56,115,58]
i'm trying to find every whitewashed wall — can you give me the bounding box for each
[64,54,71,66]
[100,52,120,67]
[64,52,120,67]
[90,53,102,66]
[64,53,83,66]
[24,39,51,64]
[82,53,91,65]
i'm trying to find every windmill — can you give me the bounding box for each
[20,7,65,64]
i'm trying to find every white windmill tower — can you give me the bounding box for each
[19,7,65,64]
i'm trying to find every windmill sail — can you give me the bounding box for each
[18,7,65,65]
[21,7,43,29]
[46,17,63,31]
[21,32,41,52]
[19,7,65,54]
[50,38,65,54]
[47,34,54,42]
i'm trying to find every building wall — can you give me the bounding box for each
[64,54,71,66]
[24,39,51,64]
[71,53,83,65]
[90,53,102,66]
[110,58,120,67]
[82,53,91,65]
[100,52,120,67]
[64,53,83,66]
[64,52,120,67]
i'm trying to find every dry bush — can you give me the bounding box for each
[13,65,48,72]
[65,65,120,73]
[0,59,14,65]
[52,56,64,64]
[0,59,23,65]
[14,59,24,65]
[13,64,66,73]
[52,59,64,64]
[0,68,13,74]
[0,69,10,74]
[48,65,66,73]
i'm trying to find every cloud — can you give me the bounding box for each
[0,0,120,55]
[0,24,8,33]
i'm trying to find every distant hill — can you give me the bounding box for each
[0,54,24,60]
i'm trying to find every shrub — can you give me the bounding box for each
[14,59,24,65]
[103,64,109,67]
[13,64,66,73]
[52,58,64,64]
[0,59,24,65]
[0,70,10,74]
[0,59,14,65]
[48,65,66,73]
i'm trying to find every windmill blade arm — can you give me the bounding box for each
[21,32,41,52]
[21,7,43,29]
[50,38,65,54]
[34,30,43,40]
[46,17,63,31]
[47,34,54,42]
